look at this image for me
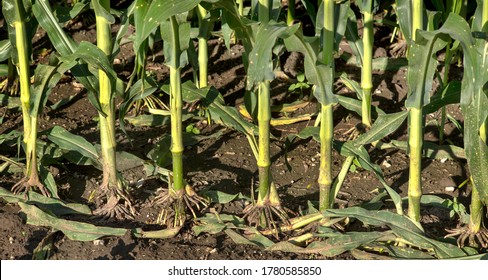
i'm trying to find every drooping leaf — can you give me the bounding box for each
[284,29,337,105]
[340,142,403,214]
[0,187,91,216]
[270,231,388,257]
[135,0,203,52]
[31,0,102,113]
[351,111,408,146]
[47,126,101,168]
[323,207,468,258]
[30,63,62,117]
[246,22,299,87]
[20,202,124,241]
[336,95,385,117]
[457,3,488,204]
[224,228,275,248]
[423,80,461,114]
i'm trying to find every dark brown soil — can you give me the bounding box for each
[0,12,473,260]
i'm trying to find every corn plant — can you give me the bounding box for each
[317,0,335,211]
[445,0,488,248]
[89,0,135,218]
[403,0,425,222]
[2,0,51,197]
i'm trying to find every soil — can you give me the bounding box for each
[0,7,474,260]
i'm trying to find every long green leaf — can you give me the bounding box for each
[0,187,91,216]
[135,0,203,51]
[47,126,101,167]
[247,22,299,87]
[352,111,408,146]
[458,3,488,203]
[284,29,336,105]
[20,202,126,241]
[323,207,468,258]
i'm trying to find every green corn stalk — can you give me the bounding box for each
[407,0,424,222]
[318,0,334,211]
[168,15,185,197]
[92,0,132,216]
[196,5,208,88]
[360,0,373,128]
[254,0,283,221]
[2,0,48,196]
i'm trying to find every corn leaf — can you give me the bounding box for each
[0,39,11,62]
[395,0,413,42]
[30,64,62,117]
[0,187,91,216]
[336,95,385,117]
[315,0,350,49]
[215,0,254,52]
[323,207,468,258]
[47,126,101,168]
[246,22,299,87]
[179,81,258,139]
[344,7,363,65]
[269,231,387,257]
[31,0,102,113]
[457,3,488,203]
[353,243,436,259]
[351,111,408,146]
[423,80,461,114]
[135,0,203,51]
[19,202,126,241]
[224,228,275,248]
[405,31,449,109]
[284,29,337,105]
[341,142,403,214]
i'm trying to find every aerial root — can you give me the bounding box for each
[93,185,136,220]
[445,226,488,248]
[243,202,291,232]
[12,176,50,198]
[151,185,208,228]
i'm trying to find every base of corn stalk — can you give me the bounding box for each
[151,184,208,228]
[93,184,136,220]
[11,175,50,198]
[445,226,488,248]
[243,182,291,230]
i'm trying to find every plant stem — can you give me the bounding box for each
[257,81,271,203]
[13,0,37,182]
[287,0,296,25]
[237,0,244,16]
[96,0,119,188]
[169,16,184,192]
[469,185,483,233]
[361,6,373,128]
[318,0,334,211]
[407,107,422,221]
[412,0,423,41]
[407,0,424,222]
[197,5,208,88]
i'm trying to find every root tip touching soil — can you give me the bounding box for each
[11,177,51,198]
[445,226,488,248]
[151,185,209,228]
